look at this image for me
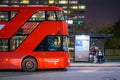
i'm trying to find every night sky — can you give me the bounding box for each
[86,0,120,25]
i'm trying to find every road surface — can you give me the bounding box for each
[0,67,120,80]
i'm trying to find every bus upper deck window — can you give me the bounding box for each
[56,11,65,20]
[29,11,45,21]
[46,11,56,20]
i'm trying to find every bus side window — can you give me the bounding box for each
[46,11,56,20]
[34,36,62,51]
[29,11,45,21]
[56,11,65,20]
[0,11,17,21]
[0,39,8,51]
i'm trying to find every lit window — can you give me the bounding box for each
[79,5,86,9]
[59,0,68,4]
[66,20,73,24]
[64,10,71,14]
[71,6,78,9]
[73,20,85,24]
[62,6,68,9]
[64,10,67,14]
[78,16,85,19]
[69,1,78,4]
[73,16,78,19]
[49,0,54,4]
[20,0,29,4]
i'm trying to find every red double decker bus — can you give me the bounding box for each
[0,6,70,71]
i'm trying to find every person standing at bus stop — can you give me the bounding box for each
[96,47,104,63]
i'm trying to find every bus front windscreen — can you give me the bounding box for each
[34,35,69,52]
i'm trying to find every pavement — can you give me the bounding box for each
[70,62,120,67]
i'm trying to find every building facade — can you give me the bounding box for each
[0,0,86,34]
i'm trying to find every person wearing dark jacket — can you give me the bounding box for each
[96,48,104,63]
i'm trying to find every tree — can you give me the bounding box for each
[99,19,120,49]
[110,19,120,38]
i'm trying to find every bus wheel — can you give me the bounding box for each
[22,57,37,72]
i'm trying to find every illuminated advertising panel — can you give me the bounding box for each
[75,35,90,61]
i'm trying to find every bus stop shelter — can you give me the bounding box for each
[69,34,113,62]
